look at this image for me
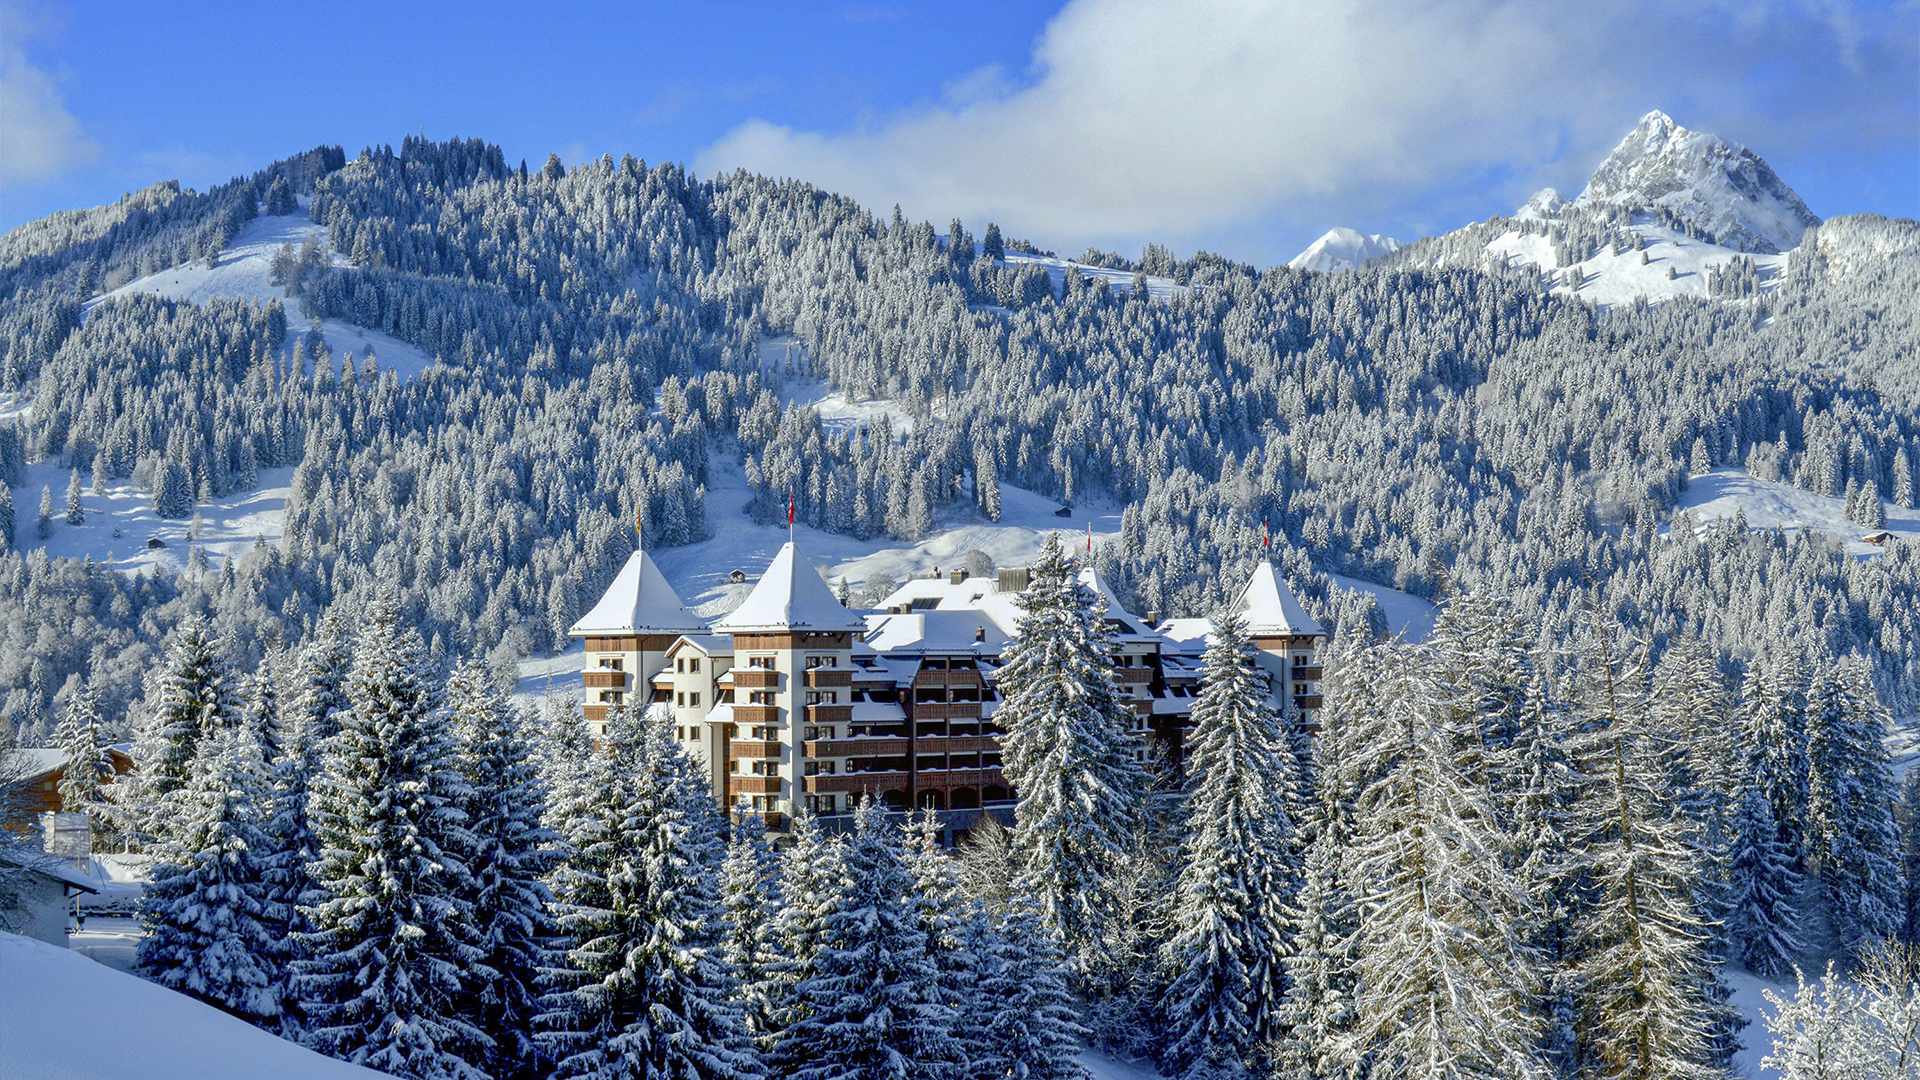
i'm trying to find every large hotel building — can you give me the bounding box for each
[570,542,1324,826]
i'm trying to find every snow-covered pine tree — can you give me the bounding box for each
[977,897,1089,1080]
[1163,612,1301,1076]
[293,595,490,1080]
[1900,771,1920,945]
[1339,643,1541,1080]
[761,804,842,1072]
[1726,783,1803,977]
[540,706,756,1080]
[996,534,1147,975]
[54,682,113,827]
[64,466,83,524]
[446,661,560,1080]
[1804,657,1904,959]
[1739,659,1811,872]
[1566,632,1729,1080]
[721,812,782,1051]
[1271,809,1363,1080]
[785,797,959,1080]
[260,610,354,1033]
[136,723,281,1025]
[128,616,242,845]
[904,809,988,1069]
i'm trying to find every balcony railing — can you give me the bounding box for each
[582,670,628,689]
[804,669,853,688]
[733,669,779,689]
[730,740,782,759]
[728,775,780,795]
[1293,694,1324,710]
[910,734,998,754]
[1115,666,1155,684]
[805,772,909,795]
[806,703,853,724]
[1291,666,1324,681]
[914,767,1006,790]
[732,704,780,725]
[804,737,909,757]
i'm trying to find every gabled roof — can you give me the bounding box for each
[0,849,99,893]
[713,543,867,634]
[1077,568,1155,638]
[1236,562,1325,637]
[570,548,707,636]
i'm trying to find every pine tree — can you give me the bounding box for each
[1726,783,1803,977]
[54,683,113,826]
[64,466,83,525]
[904,809,987,1070]
[136,724,281,1024]
[1740,660,1810,866]
[447,662,560,1080]
[761,805,840,1073]
[1900,772,1920,945]
[721,813,782,1050]
[1804,658,1904,958]
[1163,612,1301,1075]
[1567,634,1728,1080]
[0,484,13,548]
[129,616,242,844]
[1339,644,1541,1080]
[293,596,490,1079]
[785,797,958,1080]
[36,483,51,539]
[977,897,1089,1080]
[996,534,1147,975]
[540,707,756,1080]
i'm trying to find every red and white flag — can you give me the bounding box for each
[1086,523,1092,553]
[1263,518,1271,549]
[787,491,795,526]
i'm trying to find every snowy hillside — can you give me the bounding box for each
[88,202,435,381]
[1287,227,1403,274]
[1001,249,1181,300]
[4,463,293,576]
[0,931,386,1080]
[1574,110,1819,254]
[1484,219,1787,307]
[1670,468,1917,555]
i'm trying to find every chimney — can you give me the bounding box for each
[997,567,1031,593]
[950,569,967,584]
[1146,609,1161,626]
[974,625,986,642]
[931,566,941,579]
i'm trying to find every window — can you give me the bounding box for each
[751,726,778,740]
[805,761,837,776]
[749,691,774,705]
[749,655,775,670]
[807,691,838,705]
[690,658,701,673]
[752,796,778,812]
[601,691,623,704]
[600,658,623,671]
[751,761,777,776]
[806,654,830,669]
[807,794,836,814]
[677,727,685,740]
[689,692,701,707]
[676,658,685,673]
[806,726,834,741]
[676,692,685,707]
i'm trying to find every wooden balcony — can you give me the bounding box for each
[1291,666,1324,681]
[910,702,982,721]
[913,734,999,754]
[582,670,627,689]
[728,775,781,795]
[1293,694,1324,711]
[806,703,853,724]
[805,772,909,795]
[733,669,779,689]
[732,704,780,725]
[583,704,609,723]
[804,737,909,757]
[730,740,782,759]
[804,668,852,688]
[914,767,1005,791]
[1115,666,1155,684]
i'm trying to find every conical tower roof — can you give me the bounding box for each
[1235,561,1324,637]
[714,542,866,633]
[570,547,707,636]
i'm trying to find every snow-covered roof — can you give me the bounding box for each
[1156,618,1215,655]
[0,849,99,893]
[849,701,908,722]
[668,634,734,656]
[1236,562,1325,637]
[12,748,68,778]
[1076,568,1155,638]
[714,543,867,633]
[863,611,1012,654]
[570,548,707,636]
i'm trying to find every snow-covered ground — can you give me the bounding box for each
[1000,250,1182,301]
[1,931,387,1080]
[88,202,436,381]
[1330,572,1438,642]
[1484,221,1788,308]
[761,335,922,436]
[1670,468,1918,556]
[5,464,293,575]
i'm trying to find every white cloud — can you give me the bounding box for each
[0,4,95,188]
[696,0,1909,262]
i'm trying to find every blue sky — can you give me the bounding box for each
[2,0,1915,266]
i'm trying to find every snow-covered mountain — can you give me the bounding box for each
[1569,109,1819,254]
[1288,227,1403,273]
